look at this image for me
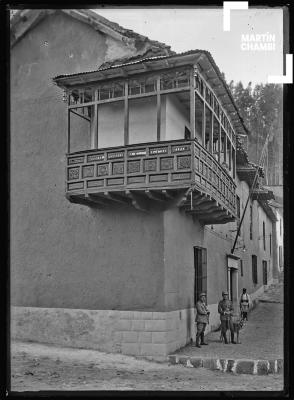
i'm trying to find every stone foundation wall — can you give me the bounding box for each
[11,306,195,360]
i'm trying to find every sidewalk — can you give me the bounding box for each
[169,282,283,375]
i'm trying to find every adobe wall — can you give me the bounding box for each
[11,12,165,311]
[163,207,204,311]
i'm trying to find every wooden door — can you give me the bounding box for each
[263,260,268,285]
[194,246,207,306]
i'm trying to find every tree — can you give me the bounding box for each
[228,81,283,185]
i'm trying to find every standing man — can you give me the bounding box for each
[195,293,210,348]
[218,291,236,344]
[240,288,251,321]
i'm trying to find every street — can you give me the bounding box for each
[11,341,283,391]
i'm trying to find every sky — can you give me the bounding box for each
[93,7,283,87]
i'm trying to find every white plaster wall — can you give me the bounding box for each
[97,101,124,148]
[164,94,190,141]
[93,93,196,148]
[204,177,273,302]
[129,96,157,144]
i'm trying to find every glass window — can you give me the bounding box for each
[129,76,156,95]
[69,88,94,105]
[99,82,124,100]
[161,69,190,90]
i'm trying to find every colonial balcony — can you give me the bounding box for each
[66,138,236,224]
[54,51,247,224]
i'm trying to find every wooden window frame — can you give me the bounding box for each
[252,255,258,284]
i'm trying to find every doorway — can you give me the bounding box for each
[194,247,207,307]
[263,260,268,285]
[227,255,239,309]
[229,268,238,305]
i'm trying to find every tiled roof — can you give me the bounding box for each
[53,49,249,135]
[10,9,173,57]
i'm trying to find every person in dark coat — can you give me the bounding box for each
[195,293,210,348]
[218,291,236,344]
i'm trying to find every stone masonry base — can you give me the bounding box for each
[11,306,200,360]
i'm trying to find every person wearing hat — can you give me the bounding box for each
[218,291,236,344]
[239,288,251,321]
[195,292,210,348]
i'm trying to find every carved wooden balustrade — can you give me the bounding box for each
[66,139,236,224]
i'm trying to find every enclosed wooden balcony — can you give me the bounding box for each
[66,138,236,224]
[54,51,247,224]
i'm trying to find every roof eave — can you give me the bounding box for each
[53,50,248,136]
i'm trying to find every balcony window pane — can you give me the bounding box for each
[129,80,141,95]
[144,76,156,93]
[195,93,204,143]
[195,72,204,96]
[83,88,94,103]
[69,107,91,152]
[161,69,190,90]
[205,87,213,107]
[205,108,212,150]
[129,76,156,96]
[213,117,220,159]
[98,82,124,100]
[99,86,111,100]
[113,83,124,98]
[69,88,94,105]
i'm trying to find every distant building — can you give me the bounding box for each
[11,9,278,359]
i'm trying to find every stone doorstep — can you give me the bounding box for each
[168,355,283,375]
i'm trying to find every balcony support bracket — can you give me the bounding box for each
[126,190,149,212]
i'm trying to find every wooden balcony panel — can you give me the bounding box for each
[66,140,192,195]
[65,139,237,223]
[251,189,275,201]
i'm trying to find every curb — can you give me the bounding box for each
[258,299,283,304]
[168,355,283,375]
